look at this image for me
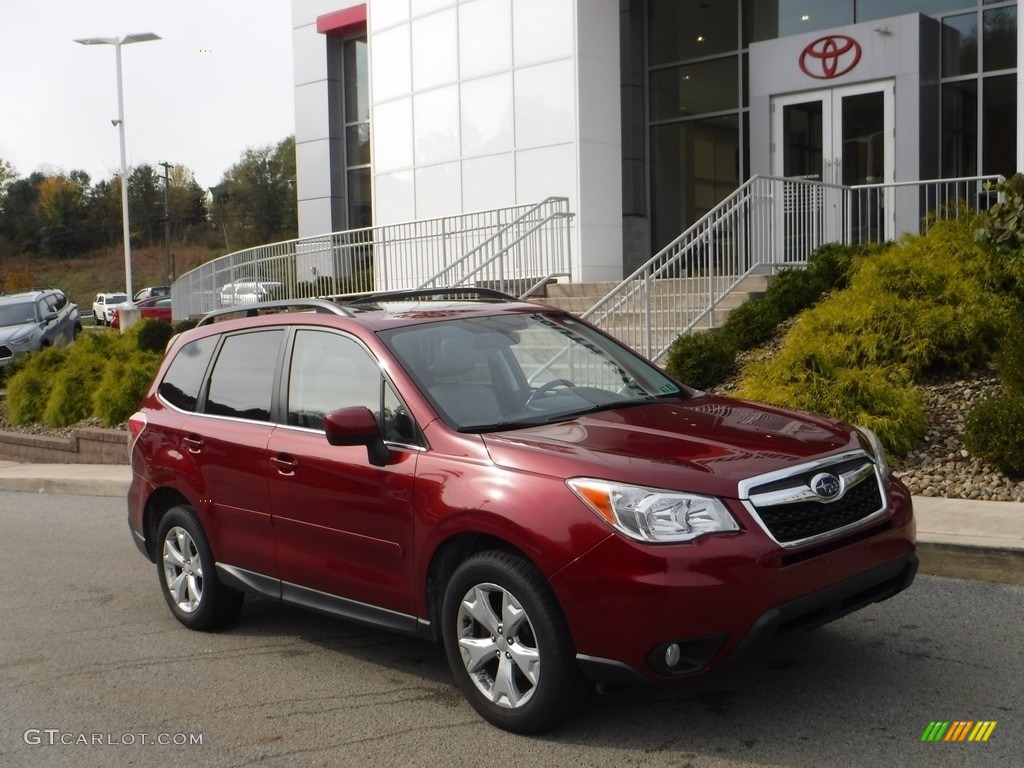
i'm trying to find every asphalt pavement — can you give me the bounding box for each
[0,459,1022,585]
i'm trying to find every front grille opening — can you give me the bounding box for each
[752,470,884,544]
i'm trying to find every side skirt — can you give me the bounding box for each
[216,563,434,641]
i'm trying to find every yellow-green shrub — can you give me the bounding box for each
[735,217,1017,453]
[5,346,70,424]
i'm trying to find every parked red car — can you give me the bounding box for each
[127,290,916,733]
[110,296,172,330]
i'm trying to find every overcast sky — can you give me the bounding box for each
[0,0,296,191]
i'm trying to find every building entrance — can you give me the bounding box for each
[773,80,895,241]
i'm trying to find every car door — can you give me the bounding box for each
[182,329,285,579]
[266,327,420,617]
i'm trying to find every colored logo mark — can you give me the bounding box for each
[799,35,862,79]
[921,721,997,742]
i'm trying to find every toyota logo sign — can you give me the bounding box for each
[799,35,862,79]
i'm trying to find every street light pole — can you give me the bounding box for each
[75,33,160,306]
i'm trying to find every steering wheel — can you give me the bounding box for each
[525,379,576,407]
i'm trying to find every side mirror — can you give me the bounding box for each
[324,406,390,467]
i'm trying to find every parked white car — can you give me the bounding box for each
[92,292,128,326]
[218,281,282,306]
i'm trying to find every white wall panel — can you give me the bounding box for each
[371,24,412,101]
[411,8,459,91]
[512,0,574,67]
[413,86,461,164]
[372,97,415,172]
[373,170,416,224]
[458,0,512,80]
[513,60,576,149]
[415,161,462,219]
[462,153,516,211]
[460,72,514,157]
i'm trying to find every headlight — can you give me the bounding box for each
[8,332,35,347]
[856,425,889,477]
[567,479,738,543]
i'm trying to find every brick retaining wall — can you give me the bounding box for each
[0,428,129,464]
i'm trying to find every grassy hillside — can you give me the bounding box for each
[1,243,217,311]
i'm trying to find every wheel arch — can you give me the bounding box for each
[424,532,536,642]
[140,486,192,561]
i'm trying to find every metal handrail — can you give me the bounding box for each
[583,174,1003,362]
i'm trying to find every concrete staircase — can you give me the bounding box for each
[533,274,770,358]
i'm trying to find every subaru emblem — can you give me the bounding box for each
[810,472,842,500]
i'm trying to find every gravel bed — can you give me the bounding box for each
[892,372,1024,502]
[2,376,1021,501]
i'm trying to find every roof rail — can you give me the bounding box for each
[196,298,355,327]
[349,287,518,305]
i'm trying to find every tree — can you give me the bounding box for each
[210,136,297,250]
[0,158,16,207]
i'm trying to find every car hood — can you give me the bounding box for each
[481,396,860,499]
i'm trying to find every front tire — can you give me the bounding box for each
[156,505,243,630]
[441,550,582,733]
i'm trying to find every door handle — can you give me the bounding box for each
[270,454,298,475]
[182,435,203,453]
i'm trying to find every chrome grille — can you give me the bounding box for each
[740,453,887,547]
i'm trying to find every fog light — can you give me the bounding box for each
[664,643,681,668]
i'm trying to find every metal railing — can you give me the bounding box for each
[583,174,1002,362]
[171,198,574,321]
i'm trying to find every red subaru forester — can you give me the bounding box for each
[127,289,916,733]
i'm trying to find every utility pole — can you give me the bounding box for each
[159,161,173,284]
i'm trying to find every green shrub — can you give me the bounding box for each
[721,298,782,351]
[805,242,864,291]
[4,346,70,424]
[993,316,1024,397]
[665,330,736,391]
[42,350,97,427]
[132,318,175,354]
[965,393,1024,478]
[92,352,162,427]
[761,267,826,319]
[173,319,198,335]
[734,217,1016,454]
[974,173,1024,256]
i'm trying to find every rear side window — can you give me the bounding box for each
[205,330,284,421]
[159,336,220,411]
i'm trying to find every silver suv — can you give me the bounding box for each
[0,289,82,373]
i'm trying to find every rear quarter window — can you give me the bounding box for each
[159,335,220,412]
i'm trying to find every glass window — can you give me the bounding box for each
[857,0,976,22]
[347,168,372,229]
[983,74,1017,177]
[777,0,853,39]
[159,336,220,412]
[649,0,739,64]
[343,39,369,123]
[651,116,740,249]
[650,57,740,121]
[205,331,283,422]
[984,6,1017,72]
[941,80,978,177]
[942,13,979,77]
[287,330,382,430]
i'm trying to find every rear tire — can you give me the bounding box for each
[441,550,582,733]
[156,505,243,630]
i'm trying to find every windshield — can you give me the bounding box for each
[382,312,684,431]
[0,302,36,328]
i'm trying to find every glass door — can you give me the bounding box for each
[773,81,894,248]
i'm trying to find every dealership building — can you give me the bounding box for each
[290,0,1020,282]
